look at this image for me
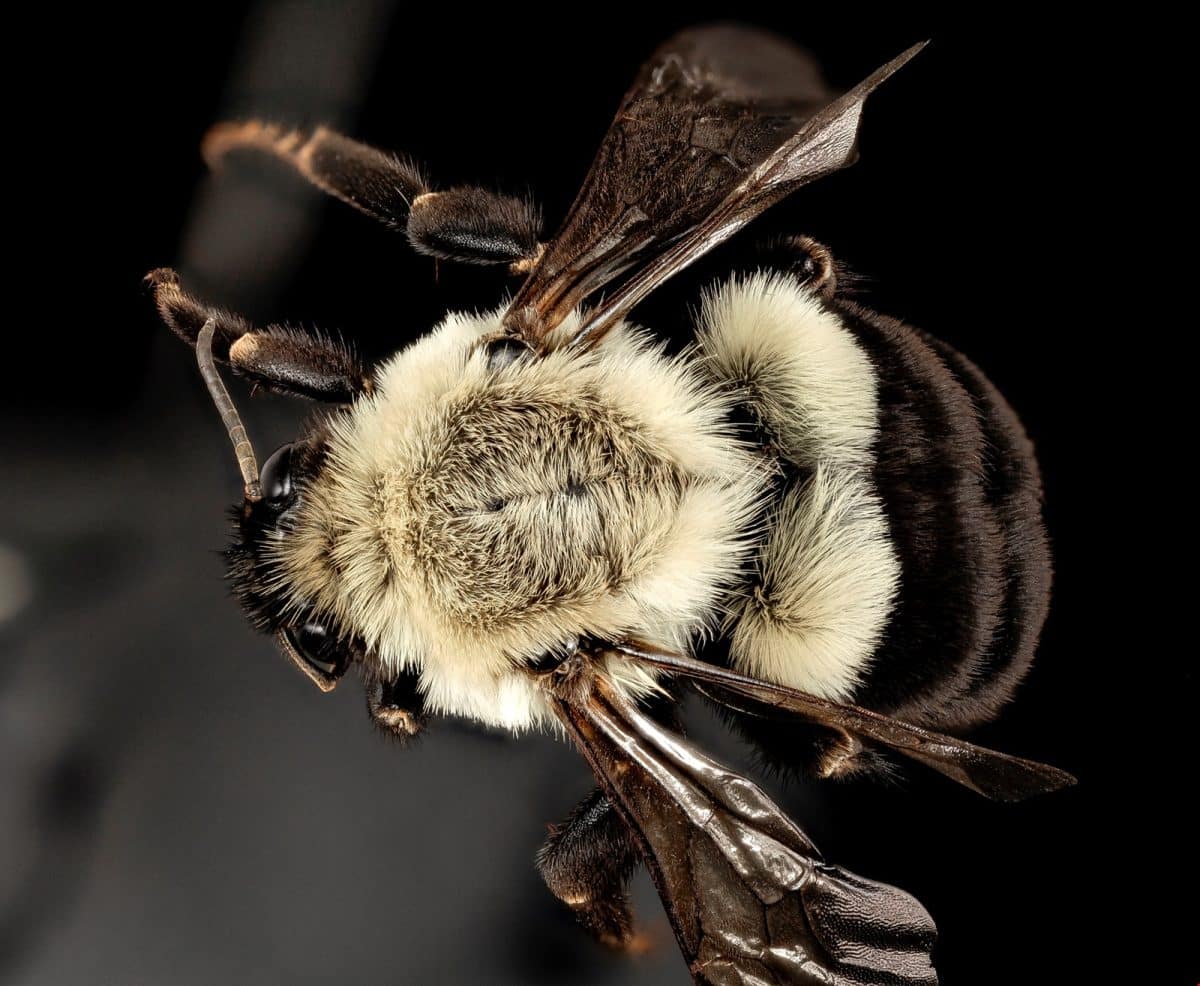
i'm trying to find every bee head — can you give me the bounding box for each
[192,318,361,693]
[225,437,363,692]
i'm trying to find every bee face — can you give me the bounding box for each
[225,431,363,690]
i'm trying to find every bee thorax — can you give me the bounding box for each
[272,304,764,729]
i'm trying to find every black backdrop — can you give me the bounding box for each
[4,5,1191,985]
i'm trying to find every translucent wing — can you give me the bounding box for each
[615,641,1077,802]
[550,671,939,986]
[504,25,924,347]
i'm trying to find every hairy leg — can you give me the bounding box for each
[146,268,370,403]
[366,672,426,742]
[203,122,543,270]
[755,234,839,298]
[536,786,643,949]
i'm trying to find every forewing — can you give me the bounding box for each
[503,25,840,343]
[551,674,938,986]
[616,642,1077,802]
[572,43,924,347]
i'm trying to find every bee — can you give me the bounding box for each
[148,25,1073,985]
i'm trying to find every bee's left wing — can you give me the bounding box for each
[504,26,925,350]
[550,671,938,986]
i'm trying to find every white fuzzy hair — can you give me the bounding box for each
[697,274,900,699]
[698,272,879,468]
[271,304,765,730]
[724,464,900,698]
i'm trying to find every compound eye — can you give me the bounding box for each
[483,336,533,370]
[279,619,347,691]
[259,443,295,502]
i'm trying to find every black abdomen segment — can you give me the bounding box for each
[837,300,1050,732]
[920,332,1051,721]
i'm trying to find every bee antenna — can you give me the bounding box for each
[196,319,262,501]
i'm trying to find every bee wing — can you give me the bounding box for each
[505,25,924,348]
[615,642,1077,802]
[552,673,939,986]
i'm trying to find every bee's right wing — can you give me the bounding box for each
[615,641,1077,802]
[551,671,938,986]
[504,25,924,349]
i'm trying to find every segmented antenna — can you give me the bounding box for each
[196,319,262,501]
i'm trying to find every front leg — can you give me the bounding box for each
[146,268,370,403]
[536,786,643,950]
[366,671,426,742]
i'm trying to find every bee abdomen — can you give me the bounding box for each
[697,271,1050,759]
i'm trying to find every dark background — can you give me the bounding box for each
[3,5,1190,985]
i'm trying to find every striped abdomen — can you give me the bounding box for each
[837,300,1050,731]
[699,273,1050,741]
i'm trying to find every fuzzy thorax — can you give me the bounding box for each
[270,306,765,729]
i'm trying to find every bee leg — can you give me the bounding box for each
[813,729,869,779]
[146,268,370,403]
[366,672,426,742]
[202,121,543,273]
[536,786,644,951]
[755,234,840,300]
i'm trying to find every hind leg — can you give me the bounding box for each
[752,234,840,299]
